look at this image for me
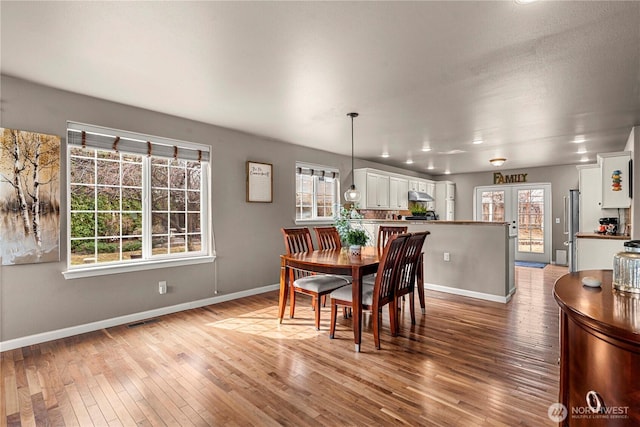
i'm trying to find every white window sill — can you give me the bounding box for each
[62,255,215,280]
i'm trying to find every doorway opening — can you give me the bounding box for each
[474,183,552,264]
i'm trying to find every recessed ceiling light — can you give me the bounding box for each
[427,165,434,170]
[572,135,586,144]
[444,170,451,175]
[473,138,483,145]
[515,0,539,4]
[421,147,432,152]
[381,152,390,158]
[576,147,587,154]
[490,157,506,166]
[406,159,414,165]
[580,156,590,162]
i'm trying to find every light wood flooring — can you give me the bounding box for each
[1,265,568,426]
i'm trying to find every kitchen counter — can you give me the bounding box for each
[351,220,515,302]
[575,232,629,240]
[358,219,507,226]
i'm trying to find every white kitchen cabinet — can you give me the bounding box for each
[354,169,390,209]
[425,182,436,211]
[577,164,603,233]
[389,176,408,210]
[409,180,420,192]
[435,181,455,220]
[598,151,631,208]
[576,237,625,270]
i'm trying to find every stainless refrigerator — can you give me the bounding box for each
[564,189,580,272]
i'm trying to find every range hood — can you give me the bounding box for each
[408,190,434,202]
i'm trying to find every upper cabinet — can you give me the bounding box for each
[435,181,456,220]
[577,164,603,232]
[354,169,390,209]
[598,151,632,208]
[389,176,409,210]
[354,168,439,210]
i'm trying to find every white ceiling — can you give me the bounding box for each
[1,1,639,175]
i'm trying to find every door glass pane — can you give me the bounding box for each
[518,189,544,253]
[481,191,505,222]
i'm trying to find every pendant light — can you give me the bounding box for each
[344,112,361,203]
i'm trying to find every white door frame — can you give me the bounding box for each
[474,183,552,264]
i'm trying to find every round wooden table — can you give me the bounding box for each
[553,270,640,426]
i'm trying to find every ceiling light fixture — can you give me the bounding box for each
[572,135,586,144]
[381,152,390,158]
[473,138,483,145]
[344,112,361,203]
[580,156,590,162]
[406,159,414,165]
[490,157,506,167]
[427,165,435,170]
[577,147,587,154]
[421,146,432,152]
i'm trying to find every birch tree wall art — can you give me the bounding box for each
[0,128,61,265]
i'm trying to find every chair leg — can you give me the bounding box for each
[409,292,416,325]
[314,296,322,330]
[322,295,327,307]
[329,301,337,339]
[289,286,296,318]
[373,308,381,349]
[389,301,398,337]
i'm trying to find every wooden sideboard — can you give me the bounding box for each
[553,270,640,426]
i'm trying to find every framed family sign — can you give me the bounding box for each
[246,161,273,203]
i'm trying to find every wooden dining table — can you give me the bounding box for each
[278,246,425,352]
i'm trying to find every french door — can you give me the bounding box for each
[474,184,552,263]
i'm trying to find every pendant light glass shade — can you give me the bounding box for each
[344,184,361,203]
[344,112,361,203]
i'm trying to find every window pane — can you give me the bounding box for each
[170,190,186,211]
[70,185,95,210]
[122,161,142,186]
[187,191,200,211]
[70,239,95,266]
[70,157,95,184]
[152,213,169,234]
[97,187,120,211]
[97,212,120,237]
[70,212,95,237]
[122,212,142,236]
[152,189,169,210]
[96,160,120,186]
[151,165,168,188]
[122,188,142,211]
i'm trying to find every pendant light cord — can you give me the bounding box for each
[347,112,359,188]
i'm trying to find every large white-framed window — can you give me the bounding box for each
[64,122,213,278]
[295,162,340,222]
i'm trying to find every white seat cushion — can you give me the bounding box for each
[293,274,350,293]
[330,284,375,306]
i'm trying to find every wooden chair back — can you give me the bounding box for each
[281,227,314,255]
[395,232,430,299]
[377,226,408,251]
[314,226,342,250]
[372,233,410,310]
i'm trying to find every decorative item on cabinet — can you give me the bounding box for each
[598,151,632,209]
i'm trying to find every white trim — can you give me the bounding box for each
[423,282,514,304]
[63,255,215,279]
[0,282,279,352]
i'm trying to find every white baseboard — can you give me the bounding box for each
[424,282,513,304]
[0,283,280,352]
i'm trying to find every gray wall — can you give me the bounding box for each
[0,75,431,342]
[444,164,580,263]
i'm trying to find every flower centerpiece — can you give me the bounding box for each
[335,206,370,256]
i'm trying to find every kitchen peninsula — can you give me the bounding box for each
[354,219,515,303]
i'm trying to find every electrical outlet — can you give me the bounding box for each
[444,252,450,262]
[555,217,560,224]
[159,281,167,294]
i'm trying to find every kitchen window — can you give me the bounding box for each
[63,122,213,278]
[295,162,340,222]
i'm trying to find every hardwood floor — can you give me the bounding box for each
[1,265,567,426]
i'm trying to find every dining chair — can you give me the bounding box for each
[328,233,409,349]
[314,226,342,250]
[281,227,350,330]
[363,225,408,285]
[394,231,430,332]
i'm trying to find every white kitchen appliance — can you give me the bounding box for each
[564,189,580,272]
